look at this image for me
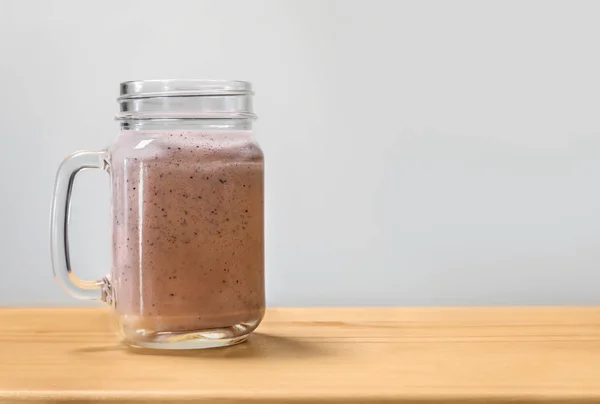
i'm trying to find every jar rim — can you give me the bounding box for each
[118,79,253,101]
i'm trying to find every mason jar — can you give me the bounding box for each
[50,79,265,349]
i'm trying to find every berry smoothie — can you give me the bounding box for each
[109,130,264,336]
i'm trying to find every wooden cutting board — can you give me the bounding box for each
[1,307,600,403]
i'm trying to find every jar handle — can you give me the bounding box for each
[50,150,112,302]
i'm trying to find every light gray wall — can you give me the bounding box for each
[1,0,599,306]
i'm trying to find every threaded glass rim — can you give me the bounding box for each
[118,79,253,101]
[116,79,256,121]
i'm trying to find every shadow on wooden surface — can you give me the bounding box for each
[73,332,329,359]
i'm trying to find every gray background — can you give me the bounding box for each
[1,0,600,306]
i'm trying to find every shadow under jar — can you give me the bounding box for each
[50,80,265,349]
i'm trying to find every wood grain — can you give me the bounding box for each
[1,307,600,403]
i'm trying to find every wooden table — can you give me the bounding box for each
[2,307,600,403]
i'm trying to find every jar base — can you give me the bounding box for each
[129,334,249,350]
[119,317,261,350]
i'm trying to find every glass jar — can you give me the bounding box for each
[50,80,265,349]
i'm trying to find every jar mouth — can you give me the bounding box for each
[118,79,253,100]
[116,79,256,121]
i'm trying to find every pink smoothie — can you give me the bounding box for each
[109,131,264,335]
